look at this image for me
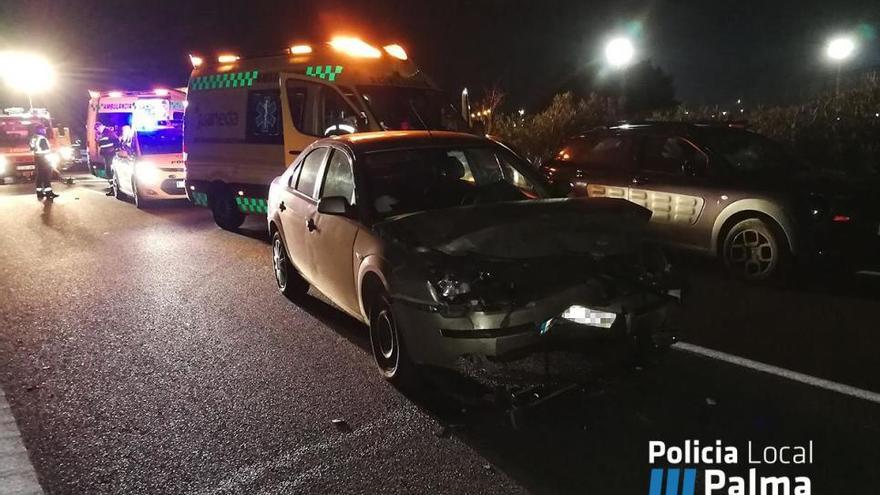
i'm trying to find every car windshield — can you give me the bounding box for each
[0,120,30,147]
[701,130,796,175]
[358,85,465,132]
[137,128,182,155]
[362,145,548,218]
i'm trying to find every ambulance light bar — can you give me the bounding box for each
[383,44,407,60]
[108,91,123,98]
[154,88,169,96]
[189,54,204,68]
[329,37,381,58]
[217,54,240,64]
[289,44,312,55]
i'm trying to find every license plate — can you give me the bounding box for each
[16,165,35,171]
[176,180,185,188]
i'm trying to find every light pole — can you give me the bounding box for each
[0,51,56,111]
[604,37,635,117]
[825,36,856,96]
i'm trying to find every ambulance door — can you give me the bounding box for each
[279,74,367,166]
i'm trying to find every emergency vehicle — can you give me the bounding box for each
[185,37,464,230]
[0,107,71,183]
[87,89,187,206]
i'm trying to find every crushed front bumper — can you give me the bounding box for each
[392,284,681,368]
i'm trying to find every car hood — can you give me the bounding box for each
[373,198,651,259]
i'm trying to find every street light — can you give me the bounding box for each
[0,51,55,110]
[825,36,856,96]
[605,37,635,68]
[826,36,856,61]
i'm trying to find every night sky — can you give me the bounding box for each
[1,0,878,135]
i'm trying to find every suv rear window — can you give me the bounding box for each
[556,134,634,169]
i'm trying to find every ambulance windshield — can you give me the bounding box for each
[358,86,464,132]
[0,119,31,146]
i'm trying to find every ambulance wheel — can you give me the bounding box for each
[133,179,151,209]
[211,192,246,231]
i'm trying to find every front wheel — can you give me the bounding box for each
[368,292,419,389]
[111,172,125,200]
[272,231,309,299]
[211,191,246,231]
[722,217,788,282]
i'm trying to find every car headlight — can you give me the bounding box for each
[59,146,74,161]
[46,153,61,169]
[136,161,162,183]
[426,275,472,303]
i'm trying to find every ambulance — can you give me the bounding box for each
[184,37,465,230]
[0,107,70,183]
[86,89,187,206]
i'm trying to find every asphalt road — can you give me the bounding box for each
[0,176,878,494]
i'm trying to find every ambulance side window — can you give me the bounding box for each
[319,86,359,136]
[286,84,309,134]
[246,89,283,144]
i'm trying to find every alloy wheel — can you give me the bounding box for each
[727,228,775,279]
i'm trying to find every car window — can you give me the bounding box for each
[642,136,707,175]
[295,147,329,198]
[320,150,355,204]
[556,134,634,169]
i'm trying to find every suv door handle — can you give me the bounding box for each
[306,218,317,232]
[278,201,286,212]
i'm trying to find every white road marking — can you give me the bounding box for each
[0,389,43,494]
[674,342,880,405]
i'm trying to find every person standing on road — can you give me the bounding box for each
[30,126,58,200]
[94,122,119,176]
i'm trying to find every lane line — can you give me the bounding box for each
[0,389,43,494]
[674,342,880,405]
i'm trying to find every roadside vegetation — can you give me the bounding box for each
[488,72,880,175]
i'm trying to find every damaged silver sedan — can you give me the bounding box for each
[267,131,682,386]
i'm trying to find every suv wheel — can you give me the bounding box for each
[272,231,308,299]
[132,179,151,209]
[368,292,419,389]
[722,218,787,281]
[211,190,246,231]
[111,172,124,200]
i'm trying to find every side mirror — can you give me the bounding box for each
[317,196,350,216]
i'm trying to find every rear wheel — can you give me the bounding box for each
[272,231,308,299]
[722,217,788,282]
[368,292,419,389]
[211,189,246,231]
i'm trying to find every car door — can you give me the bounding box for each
[568,132,638,201]
[279,146,329,283]
[630,133,710,249]
[307,147,361,315]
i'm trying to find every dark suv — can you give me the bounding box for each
[541,122,880,281]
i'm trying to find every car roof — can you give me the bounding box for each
[582,121,751,135]
[320,130,490,154]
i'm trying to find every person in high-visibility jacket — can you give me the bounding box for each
[30,126,58,199]
[94,122,119,178]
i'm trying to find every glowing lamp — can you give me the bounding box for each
[329,37,381,58]
[217,54,240,64]
[0,51,55,94]
[154,88,169,96]
[189,55,204,68]
[383,44,407,60]
[290,45,312,55]
[826,36,855,61]
[605,37,635,68]
[108,91,123,98]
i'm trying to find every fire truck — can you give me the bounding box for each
[184,37,466,230]
[0,107,73,183]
